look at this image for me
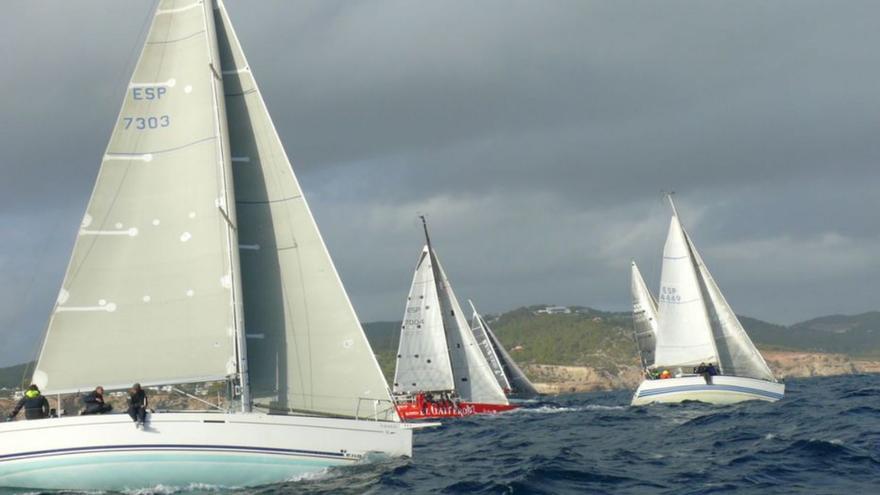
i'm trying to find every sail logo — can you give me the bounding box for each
[406,306,420,314]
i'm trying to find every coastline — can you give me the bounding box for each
[528,350,880,394]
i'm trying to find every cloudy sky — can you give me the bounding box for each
[1,1,878,366]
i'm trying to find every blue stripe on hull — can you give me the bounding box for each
[638,384,783,401]
[0,443,349,462]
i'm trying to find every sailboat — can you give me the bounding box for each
[0,1,415,490]
[630,197,785,405]
[468,301,540,398]
[392,218,516,420]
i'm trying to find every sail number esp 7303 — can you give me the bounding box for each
[122,86,171,130]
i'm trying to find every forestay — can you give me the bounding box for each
[654,214,719,369]
[215,0,397,420]
[393,247,455,394]
[468,301,511,392]
[685,232,775,381]
[435,258,508,405]
[33,0,241,394]
[631,261,658,369]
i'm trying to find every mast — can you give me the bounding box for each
[203,0,249,411]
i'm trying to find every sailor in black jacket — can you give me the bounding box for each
[7,385,50,420]
[82,386,113,415]
[127,383,148,428]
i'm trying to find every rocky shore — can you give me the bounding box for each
[527,350,880,394]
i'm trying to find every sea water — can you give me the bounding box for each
[3,374,878,494]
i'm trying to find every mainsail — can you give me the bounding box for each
[653,212,719,369]
[215,0,397,420]
[631,261,658,369]
[684,230,776,381]
[33,1,242,394]
[393,247,456,394]
[470,302,539,397]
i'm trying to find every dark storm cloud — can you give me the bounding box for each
[1,1,878,366]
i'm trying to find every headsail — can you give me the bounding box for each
[654,211,719,369]
[393,247,456,394]
[215,0,397,420]
[684,231,775,381]
[631,261,658,369]
[468,301,511,392]
[33,1,242,395]
[471,303,539,397]
[434,259,508,405]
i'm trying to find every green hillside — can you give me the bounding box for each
[365,307,880,382]
[744,312,880,358]
[483,306,638,373]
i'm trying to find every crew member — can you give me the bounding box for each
[127,383,148,428]
[7,385,50,420]
[82,386,113,415]
[659,369,672,379]
[705,363,718,384]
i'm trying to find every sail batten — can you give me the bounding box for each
[33,1,241,395]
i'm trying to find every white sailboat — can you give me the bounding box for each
[0,1,414,490]
[392,218,515,419]
[468,301,540,398]
[631,197,784,405]
[630,261,659,370]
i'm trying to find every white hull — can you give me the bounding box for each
[631,375,785,406]
[0,412,412,490]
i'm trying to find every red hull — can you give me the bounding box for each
[396,398,517,420]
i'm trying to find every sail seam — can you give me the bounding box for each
[235,195,302,205]
[146,30,206,45]
[105,136,216,158]
[225,89,257,97]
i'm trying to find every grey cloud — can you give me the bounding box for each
[0,1,878,365]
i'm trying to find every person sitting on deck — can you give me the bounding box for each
[127,383,148,429]
[81,386,113,415]
[7,385,50,421]
[659,369,672,379]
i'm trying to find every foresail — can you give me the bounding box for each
[215,0,397,421]
[434,256,508,405]
[654,215,718,369]
[33,0,241,394]
[631,261,658,368]
[481,313,539,397]
[469,302,511,392]
[685,232,776,381]
[393,247,455,394]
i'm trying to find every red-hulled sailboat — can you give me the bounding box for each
[392,218,516,420]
